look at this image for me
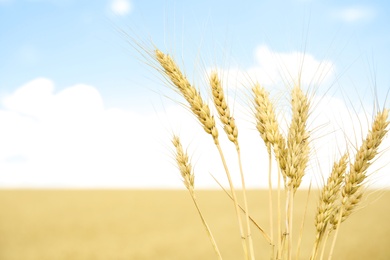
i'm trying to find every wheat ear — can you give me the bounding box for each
[155,49,219,144]
[253,83,287,178]
[311,153,348,260]
[210,71,238,146]
[285,85,310,192]
[328,109,389,260]
[331,109,389,227]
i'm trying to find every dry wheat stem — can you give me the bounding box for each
[296,183,312,260]
[190,194,223,260]
[216,143,250,259]
[237,148,256,260]
[268,152,274,247]
[210,173,273,244]
[172,135,222,259]
[282,84,310,260]
[276,168,283,260]
[286,186,294,260]
[253,83,291,259]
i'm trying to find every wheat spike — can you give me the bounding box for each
[210,71,238,145]
[315,154,348,239]
[172,135,195,191]
[155,49,219,144]
[253,83,287,177]
[331,109,389,227]
[286,85,310,192]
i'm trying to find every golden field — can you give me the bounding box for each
[0,189,389,259]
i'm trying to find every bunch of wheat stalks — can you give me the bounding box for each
[153,48,389,260]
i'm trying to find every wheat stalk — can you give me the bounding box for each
[252,82,287,256]
[284,84,310,260]
[172,135,222,259]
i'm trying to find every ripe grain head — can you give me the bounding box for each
[172,135,195,191]
[210,71,239,146]
[155,49,219,144]
[286,85,310,192]
[331,109,389,228]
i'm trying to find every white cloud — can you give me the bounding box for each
[215,45,335,92]
[0,78,389,189]
[0,78,173,188]
[110,0,132,16]
[333,6,375,23]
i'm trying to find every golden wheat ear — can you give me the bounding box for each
[155,49,219,144]
[209,71,238,145]
[286,85,310,192]
[332,109,389,228]
[311,153,348,259]
[327,109,389,260]
[252,83,287,178]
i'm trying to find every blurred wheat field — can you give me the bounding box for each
[0,189,389,259]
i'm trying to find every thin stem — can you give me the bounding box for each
[328,210,343,260]
[287,186,294,260]
[276,167,282,260]
[311,237,321,260]
[237,146,256,260]
[268,151,274,245]
[189,189,222,260]
[319,230,330,260]
[297,184,311,260]
[211,173,272,244]
[216,143,249,259]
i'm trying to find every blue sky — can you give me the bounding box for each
[0,0,389,188]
